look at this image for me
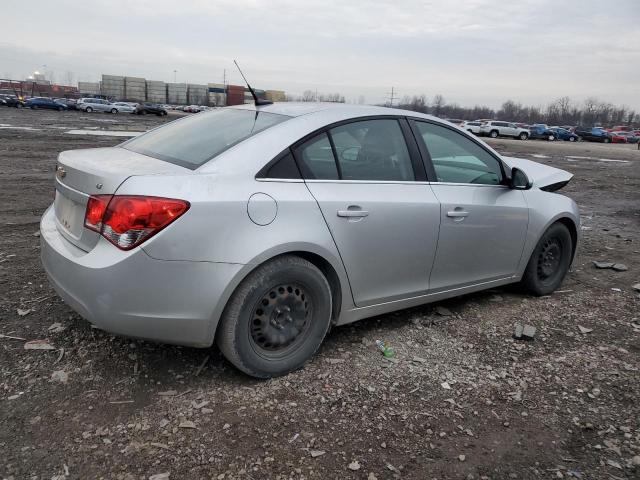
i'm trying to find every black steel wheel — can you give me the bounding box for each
[249,283,312,358]
[216,255,332,378]
[521,222,572,296]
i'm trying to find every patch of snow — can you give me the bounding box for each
[65,129,142,137]
[531,154,549,159]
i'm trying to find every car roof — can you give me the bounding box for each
[228,102,437,121]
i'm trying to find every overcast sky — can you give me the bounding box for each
[2,0,639,109]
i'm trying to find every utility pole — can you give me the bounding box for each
[223,69,226,87]
[173,70,177,83]
[386,87,397,107]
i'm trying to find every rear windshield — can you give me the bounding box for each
[122,109,290,169]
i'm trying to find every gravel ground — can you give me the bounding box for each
[1,108,639,480]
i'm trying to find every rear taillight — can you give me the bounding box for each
[84,195,189,250]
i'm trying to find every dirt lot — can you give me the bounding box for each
[1,108,639,480]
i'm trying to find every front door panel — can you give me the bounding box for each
[429,185,528,291]
[306,182,440,307]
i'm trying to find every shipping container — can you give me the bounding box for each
[167,83,188,104]
[265,90,286,102]
[187,84,208,105]
[78,81,100,95]
[207,83,226,107]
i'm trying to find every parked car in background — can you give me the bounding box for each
[528,124,557,141]
[41,103,579,378]
[113,102,137,113]
[445,118,464,126]
[77,98,119,113]
[25,97,68,111]
[549,127,579,142]
[480,121,530,140]
[460,121,482,134]
[574,126,613,143]
[0,94,25,108]
[183,105,201,113]
[609,132,628,144]
[612,131,639,143]
[54,98,78,110]
[134,103,168,116]
[610,125,630,132]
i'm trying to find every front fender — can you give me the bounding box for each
[516,190,580,278]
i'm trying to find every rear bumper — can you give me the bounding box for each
[40,206,243,347]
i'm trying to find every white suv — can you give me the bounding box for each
[460,121,482,135]
[77,98,119,114]
[480,121,530,140]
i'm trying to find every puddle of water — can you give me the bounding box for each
[597,158,630,163]
[566,155,594,160]
[65,129,142,137]
[531,154,549,159]
[0,126,42,131]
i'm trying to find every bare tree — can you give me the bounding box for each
[301,90,315,102]
[432,94,445,117]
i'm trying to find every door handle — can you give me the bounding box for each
[337,209,369,218]
[446,210,469,218]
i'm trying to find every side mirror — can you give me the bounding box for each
[510,167,532,190]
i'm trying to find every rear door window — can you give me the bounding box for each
[329,119,415,181]
[294,133,339,180]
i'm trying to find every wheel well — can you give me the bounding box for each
[555,217,578,261]
[290,251,342,324]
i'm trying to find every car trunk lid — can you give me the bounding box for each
[54,147,189,252]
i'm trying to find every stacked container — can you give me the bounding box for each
[207,83,226,107]
[101,75,125,100]
[265,90,286,102]
[187,84,208,105]
[167,83,187,104]
[125,77,146,102]
[78,81,100,95]
[146,80,166,104]
[226,85,245,106]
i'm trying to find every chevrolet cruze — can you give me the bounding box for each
[41,103,579,378]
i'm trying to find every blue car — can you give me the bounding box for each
[550,127,579,142]
[529,124,558,141]
[25,97,68,111]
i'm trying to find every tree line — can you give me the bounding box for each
[395,94,638,127]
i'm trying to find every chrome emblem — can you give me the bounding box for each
[96,183,103,190]
[56,166,67,179]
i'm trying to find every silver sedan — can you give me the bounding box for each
[40,104,579,377]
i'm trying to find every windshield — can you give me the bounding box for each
[122,109,290,169]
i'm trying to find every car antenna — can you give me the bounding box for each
[233,60,273,106]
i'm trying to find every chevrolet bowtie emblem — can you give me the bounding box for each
[56,166,66,179]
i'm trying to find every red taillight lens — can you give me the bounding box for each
[84,195,112,232]
[84,195,189,250]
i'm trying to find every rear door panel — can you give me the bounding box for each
[306,181,440,306]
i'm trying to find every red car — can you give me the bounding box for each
[610,132,628,143]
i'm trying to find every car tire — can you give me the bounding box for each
[490,130,499,138]
[85,107,93,113]
[57,106,63,111]
[547,135,556,141]
[216,255,333,378]
[520,222,572,296]
[519,132,528,140]
[16,103,23,109]
[569,136,575,142]
[603,138,611,143]
[31,105,38,109]
[111,108,118,114]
